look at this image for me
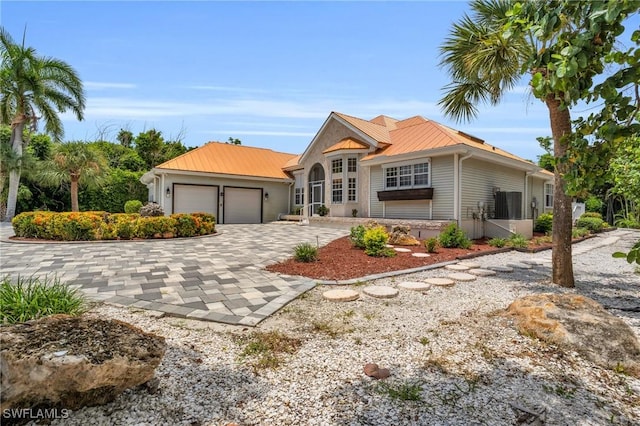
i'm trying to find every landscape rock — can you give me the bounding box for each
[363,363,390,380]
[389,225,420,246]
[507,293,640,376]
[0,315,166,414]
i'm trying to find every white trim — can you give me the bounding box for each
[152,168,293,183]
[383,160,431,190]
[381,157,431,169]
[323,148,369,158]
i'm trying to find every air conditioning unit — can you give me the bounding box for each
[494,191,522,219]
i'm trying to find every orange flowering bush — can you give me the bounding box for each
[12,211,216,241]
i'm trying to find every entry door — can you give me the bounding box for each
[310,182,323,215]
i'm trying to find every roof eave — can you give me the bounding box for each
[152,167,294,183]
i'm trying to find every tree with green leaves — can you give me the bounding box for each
[0,27,85,221]
[227,137,242,145]
[40,142,108,212]
[439,0,639,287]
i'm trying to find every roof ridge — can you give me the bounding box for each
[333,111,387,128]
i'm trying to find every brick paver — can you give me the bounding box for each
[0,223,347,326]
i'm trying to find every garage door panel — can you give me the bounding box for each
[224,187,262,224]
[173,184,218,218]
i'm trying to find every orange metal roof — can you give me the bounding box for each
[283,154,302,170]
[342,113,536,167]
[334,112,391,144]
[155,142,296,180]
[323,137,370,154]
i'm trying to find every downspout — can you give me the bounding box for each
[525,171,534,220]
[287,181,294,218]
[456,152,473,223]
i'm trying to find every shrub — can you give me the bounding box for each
[572,227,590,238]
[351,209,358,217]
[507,233,528,249]
[438,223,471,249]
[124,200,143,214]
[350,225,367,249]
[0,275,86,324]
[363,226,395,257]
[584,195,604,213]
[534,212,553,234]
[581,212,603,219]
[576,215,604,232]
[424,237,438,253]
[294,242,318,262]
[171,213,198,237]
[615,218,640,229]
[317,205,329,216]
[487,237,507,248]
[140,202,164,217]
[133,216,177,238]
[12,211,214,241]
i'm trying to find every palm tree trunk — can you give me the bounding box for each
[545,95,574,288]
[4,120,25,222]
[70,178,79,212]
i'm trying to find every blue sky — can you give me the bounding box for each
[4,1,633,162]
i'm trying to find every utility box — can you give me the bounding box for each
[494,191,522,220]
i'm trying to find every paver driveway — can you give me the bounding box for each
[0,223,348,326]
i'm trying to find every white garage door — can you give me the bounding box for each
[173,184,218,217]
[224,187,262,224]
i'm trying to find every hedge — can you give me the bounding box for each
[12,211,216,241]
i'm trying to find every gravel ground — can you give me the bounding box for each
[43,229,640,426]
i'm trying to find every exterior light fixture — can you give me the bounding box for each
[166,187,171,198]
[264,192,269,200]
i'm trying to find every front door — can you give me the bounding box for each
[311,182,323,215]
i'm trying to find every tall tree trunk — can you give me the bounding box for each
[545,95,574,288]
[4,120,25,222]
[70,178,79,212]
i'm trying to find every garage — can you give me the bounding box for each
[173,184,218,217]
[223,187,262,224]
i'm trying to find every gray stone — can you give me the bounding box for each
[412,253,430,258]
[487,265,514,273]
[507,262,532,269]
[458,261,481,268]
[0,315,166,412]
[393,247,412,253]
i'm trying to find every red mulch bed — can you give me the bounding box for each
[266,236,517,281]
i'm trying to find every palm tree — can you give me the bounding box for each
[41,142,108,212]
[0,27,85,221]
[438,0,578,287]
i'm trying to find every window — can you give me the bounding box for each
[332,178,343,203]
[331,158,343,174]
[384,161,431,190]
[545,183,554,208]
[294,173,304,205]
[348,178,357,202]
[386,167,398,188]
[347,157,357,173]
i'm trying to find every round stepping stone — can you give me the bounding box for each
[412,253,430,258]
[459,261,481,268]
[447,272,477,282]
[445,264,470,271]
[398,281,432,292]
[507,262,532,269]
[522,259,546,265]
[487,265,514,272]
[468,268,497,277]
[323,289,360,302]
[424,277,455,287]
[363,286,399,299]
[394,247,412,253]
[385,244,394,248]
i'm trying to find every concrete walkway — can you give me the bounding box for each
[0,222,347,326]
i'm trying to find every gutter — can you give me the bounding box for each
[455,152,473,221]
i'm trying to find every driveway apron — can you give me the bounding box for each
[0,223,348,326]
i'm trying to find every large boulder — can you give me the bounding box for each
[1,314,166,415]
[507,293,640,376]
[388,224,420,246]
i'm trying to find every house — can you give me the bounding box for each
[141,111,554,237]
